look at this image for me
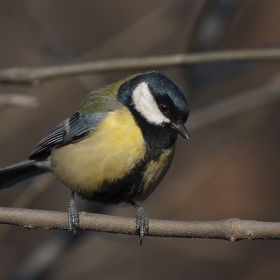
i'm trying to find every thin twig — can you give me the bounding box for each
[0,207,279,241]
[0,93,39,109]
[188,75,280,131]
[1,48,280,85]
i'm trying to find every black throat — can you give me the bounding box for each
[131,109,177,158]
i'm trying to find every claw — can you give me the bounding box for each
[130,201,149,245]
[68,191,79,236]
[136,207,149,245]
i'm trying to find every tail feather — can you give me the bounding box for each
[0,160,49,189]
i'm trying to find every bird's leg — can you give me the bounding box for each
[129,200,149,245]
[68,191,79,236]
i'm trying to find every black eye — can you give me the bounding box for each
[159,104,169,113]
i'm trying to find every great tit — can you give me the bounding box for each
[0,71,189,243]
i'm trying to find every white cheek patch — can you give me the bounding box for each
[132,82,170,125]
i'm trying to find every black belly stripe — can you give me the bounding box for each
[78,155,148,204]
[78,144,173,204]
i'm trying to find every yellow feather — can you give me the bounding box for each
[51,107,145,197]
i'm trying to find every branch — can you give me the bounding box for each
[1,207,280,241]
[0,93,39,109]
[1,48,280,85]
[188,75,280,131]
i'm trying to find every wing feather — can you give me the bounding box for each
[29,112,106,159]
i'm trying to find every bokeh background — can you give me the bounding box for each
[0,0,280,279]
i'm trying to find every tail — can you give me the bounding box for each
[0,159,49,189]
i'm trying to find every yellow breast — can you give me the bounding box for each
[51,107,145,197]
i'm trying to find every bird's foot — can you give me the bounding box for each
[129,201,149,245]
[68,191,79,236]
[136,206,149,245]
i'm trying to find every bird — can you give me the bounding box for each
[0,71,189,244]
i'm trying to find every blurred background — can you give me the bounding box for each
[0,0,280,279]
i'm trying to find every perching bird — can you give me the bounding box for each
[0,71,189,244]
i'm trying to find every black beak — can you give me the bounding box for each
[172,123,189,140]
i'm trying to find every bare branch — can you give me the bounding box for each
[0,176,55,242]
[1,48,280,85]
[0,93,39,109]
[188,75,280,131]
[0,207,280,241]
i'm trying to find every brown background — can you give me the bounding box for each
[0,1,280,279]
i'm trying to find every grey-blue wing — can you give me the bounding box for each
[29,112,106,159]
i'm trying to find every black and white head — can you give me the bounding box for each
[118,72,189,139]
